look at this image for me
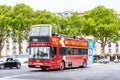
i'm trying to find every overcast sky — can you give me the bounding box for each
[0,0,120,13]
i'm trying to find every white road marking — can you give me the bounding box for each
[0,74,29,79]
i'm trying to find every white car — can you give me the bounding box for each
[97,59,110,64]
[114,59,120,63]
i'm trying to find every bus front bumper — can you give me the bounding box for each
[28,62,51,69]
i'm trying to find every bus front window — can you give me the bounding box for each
[29,47,50,59]
[30,26,50,36]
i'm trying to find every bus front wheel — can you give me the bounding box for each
[41,68,46,71]
[60,61,65,70]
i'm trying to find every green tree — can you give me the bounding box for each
[81,5,120,56]
[67,12,82,36]
[56,17,69,35]
[35,10,52,24]
[57,12,81,36]
[0,5,11,57]
[35,10,59,30]
[11,3,35,54]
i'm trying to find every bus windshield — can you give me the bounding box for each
[29,47,50,59]
[30,26,50,36]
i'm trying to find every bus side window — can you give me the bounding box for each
[66,48,71,55]
[51,47,56,57]
[72,48,78,55]
[83,48,88,55]
[60,47,66,55]
[78,48,82,55]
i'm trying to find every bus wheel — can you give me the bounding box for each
[82,60,87,68]
[41,68,46,71]
[60,61,65,70]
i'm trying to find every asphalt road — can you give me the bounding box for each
[0,63,120,80]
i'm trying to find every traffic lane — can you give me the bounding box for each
[0,68,89,80]
[10,63,120,80]
[0,64,91,80]
[1,63,120,80]
[0,64,29,78]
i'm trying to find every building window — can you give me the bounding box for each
[116,49,119,54]
[108,42,111,47]
[116,42,119,47]
[6,40,9,49]
[12,46,16,50]
[6,45,9,49]
[108,49,111,53]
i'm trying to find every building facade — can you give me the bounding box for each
[1,38,28,56]
[94,42,120,55]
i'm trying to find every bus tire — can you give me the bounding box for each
[60,61,65,70]
[82,60,87,68]
[41,68,46,71]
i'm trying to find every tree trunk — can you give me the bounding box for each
[101,42,106,58]
[18,42,22,54]
[0,42,3,58]
[0,50,1,58]
[18,36,22,54]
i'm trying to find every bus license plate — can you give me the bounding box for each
[35,65,40,67]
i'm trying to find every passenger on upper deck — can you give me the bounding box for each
[73,34,76,39]
[79,36,87,40]
[52,31,58,36]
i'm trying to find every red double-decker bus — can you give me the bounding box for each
[28,24,88,70]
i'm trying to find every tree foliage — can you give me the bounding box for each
[81,5,120,55]
[67,12,82,36]
[0,5,11,57]
[11,3,35,54]
[35,10,59,30]
[56,17,69,35]
[57,12,82,36]
[0,4,120,58]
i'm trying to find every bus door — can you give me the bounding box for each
[50,47,59,68]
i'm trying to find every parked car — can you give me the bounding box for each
[97,59,110,64]
[0,57,21,69]
[114,59,120,63]
[9,54,29,63]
